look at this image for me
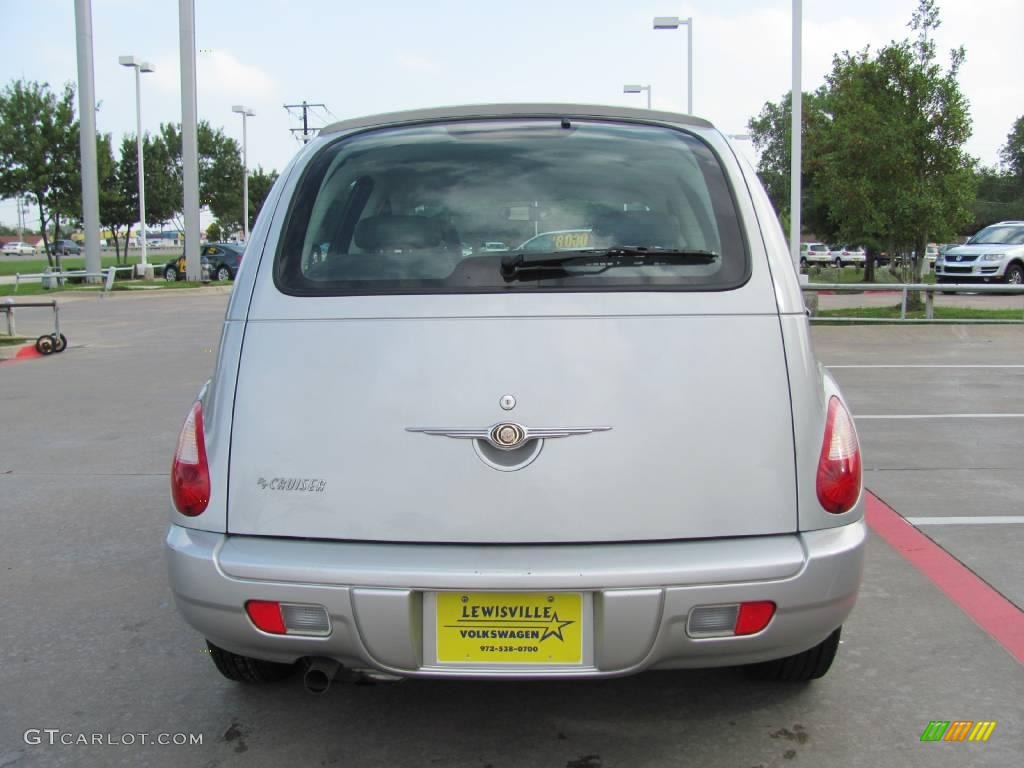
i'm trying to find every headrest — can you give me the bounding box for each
[354,215,452,251]
[592,211,681,249]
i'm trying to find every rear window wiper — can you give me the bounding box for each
[500,247,719,281]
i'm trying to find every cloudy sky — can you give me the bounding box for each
[2,0,1022,228]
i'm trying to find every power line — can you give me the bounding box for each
[283,100,327,144]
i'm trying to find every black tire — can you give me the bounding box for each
[215,265,233,281]
[744,627,841,682]
[35,335,55,355]
[799,257,808,268]
[52,333,67,353]
[1004,263,1024,287]
[164,266,178,281]
[206,641,295,683]
[834,257,843,268]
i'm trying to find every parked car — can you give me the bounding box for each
[48,239,81,256]
[166,104,865,691]
[202,242,245,281]
[2,241,36,255]
[800,242,831,266]
[828,245,866,268]
[481,241,509,252]
[935,221,1024,286]
[163,253,210,281]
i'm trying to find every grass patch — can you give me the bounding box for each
[816,305,1024,320]
[0,282,103,297]
[807,267,936,285]
[0,335,30,346]
[0,279,210,297]
[0,254,175,277]
[111,280,206,290]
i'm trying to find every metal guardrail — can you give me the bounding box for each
[13,265,136,294]
[801,282,1024,323]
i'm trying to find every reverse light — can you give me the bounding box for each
[171,401,210,516]
[245,600,331,636]
[816,396,862,514]
[687,601,777,637]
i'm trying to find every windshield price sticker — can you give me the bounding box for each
[436,592,583,664]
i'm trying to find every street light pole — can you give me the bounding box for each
[790,0,803,276]
[119,56,154,269]
[74,0,101,280]
[623,84,652,109]
[232,105,255,241]
[179,0,201,281]
[653,16,693,114]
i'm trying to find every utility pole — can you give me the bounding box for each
[284,100,326,143]
[179,0,201,281]
[74,0,102,281]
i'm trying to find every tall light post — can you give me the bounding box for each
[119,55,154,270]
[623,84,652,109]
[791,0,803,277]
[653,16,693,114]
[231,105,255,241]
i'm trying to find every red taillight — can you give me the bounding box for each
[171,401,210,516]
[735,601,776,635]
[816,396,862,514]
[245,600,286,634]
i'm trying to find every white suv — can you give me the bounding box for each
[936,222,1024,285]
[800,242,831,267]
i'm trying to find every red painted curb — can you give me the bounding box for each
[15,345,41,359]
[865,492,1024,665]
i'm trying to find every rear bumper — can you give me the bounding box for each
[166,521,866,678]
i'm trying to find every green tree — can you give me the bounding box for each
[1000,115,1024,196]
[206,220,223,242]
[247,165,279,231]
[98,135,139,263]
[0,79,81,268]
[816,0,974,295]
[155,121,244,233]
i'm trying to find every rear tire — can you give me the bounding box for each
[216,265,232,281]
[744,627,841,682]
[206,641,295,683]
[164,266,177,281]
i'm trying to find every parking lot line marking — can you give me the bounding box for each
[855,413,1024,420]
[829,364,1024,369]
[907,516,1024,525]
[865,492,1024,665]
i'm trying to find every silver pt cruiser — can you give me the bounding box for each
[166,104,865,692]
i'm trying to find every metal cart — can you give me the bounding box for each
[0,298,67,354]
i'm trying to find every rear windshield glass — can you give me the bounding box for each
[276,119,748,295]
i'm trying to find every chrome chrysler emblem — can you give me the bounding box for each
[406,422,611,452]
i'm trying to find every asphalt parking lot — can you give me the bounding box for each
[1,291,1021,768]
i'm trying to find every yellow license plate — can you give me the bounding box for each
[436,592,583,664]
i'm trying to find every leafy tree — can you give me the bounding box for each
[0,79,81,268]
[247,165,279,231]
[206,220,223,242]
[970,165,1024,232]
[1000,115,1024,196]
[97,135,139,263]
[748,90,832,240]
[815,0,974,294]
[154,121,244,233]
